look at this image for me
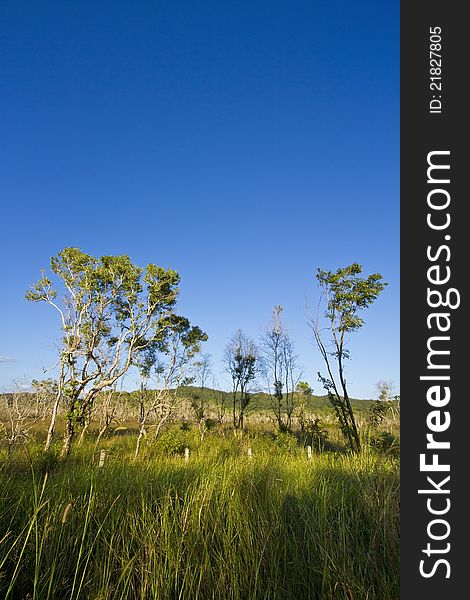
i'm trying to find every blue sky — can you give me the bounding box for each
[1,1,399,398]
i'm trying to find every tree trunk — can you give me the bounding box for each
[232,392,238,430]
[134,424,146,460]
[60,417,74,459]
[78,419,91,446]
[239,408,244,431]
[94,424,107,451]
[44,390,62,452]
[139,382,145,425]
[338,355,360,452]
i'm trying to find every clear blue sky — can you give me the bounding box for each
[1,0,399,399]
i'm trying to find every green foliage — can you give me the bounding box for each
[317,373,352,444]
[273,430,299,453]
[368,400,393,427]
[369,431,400,457]
[302,417,329,451]
[34,447,61,475]
[225,330,259,430]
[25,247,207,456]
[190,392,205,422]
[313,263,388,452]
[152,425,188,456]
[204,417,218,431]
[296,381,313,397]
[316,263,388,334]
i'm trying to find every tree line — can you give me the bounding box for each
[2,247,388,458]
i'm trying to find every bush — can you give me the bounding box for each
[153,426,187,456]
[204,417,218,431]
[370,431,400,456]
[300,417,329,451]
[368,400,393,427]
[274,430,298,453]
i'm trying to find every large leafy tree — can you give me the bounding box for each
[310,263,387,452]
[26,247,206,457]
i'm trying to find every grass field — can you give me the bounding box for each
[0,426,399,600]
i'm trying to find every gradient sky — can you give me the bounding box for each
[1,0,399,398]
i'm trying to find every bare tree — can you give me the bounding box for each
[368,380,399,429]
[76,383,123,447]
[93,385,120,449]
[190,353,212,440]
[1,381,40,457]
[43,363,65,452]
[31,378,58,421]
[224,330,259,431]
[261,306,301,431]
[211,377,227,425]
[376,380,394,402]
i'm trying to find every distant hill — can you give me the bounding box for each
[176,386,374,413]
[0,386,375,418]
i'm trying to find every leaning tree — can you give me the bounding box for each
[310,263,387,452]
[26,247,206,457]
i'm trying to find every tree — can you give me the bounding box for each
[376,380,394,402]
[93,385,120,449]
[31,378,58,421]
[1,381,41,457]
[295,381,313,432]
[224,330,258,431]
[26,247,206,458]
[296,381,313,397]
[210,378,228,425]
[309,263,387,452]
[133,318,205,458]
[369,380,400,428]
[261,305,301,431]
[190,353,212,440]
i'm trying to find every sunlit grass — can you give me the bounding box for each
[0,432,399,599]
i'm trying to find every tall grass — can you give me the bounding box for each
[0,434,399,599]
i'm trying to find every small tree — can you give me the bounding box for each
[224,330,258,431]
[376,380,394,402]
[261,305,301,431]
[93,385,120,449]
[133,317,206,458]
[310,263,387,452]
[295,381,313,432]
[31,378,58,420]
[26,247,206,458]
[211,378,228,425]
[190,353,212,439]
[368,380,399,429]
[1,381,41,457]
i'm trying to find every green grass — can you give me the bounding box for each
[0,431,399,600]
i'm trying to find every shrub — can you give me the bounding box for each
[370,431,400,456]
[153,426,187,456]
[274,430,298,453]
[368,400,393,427]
